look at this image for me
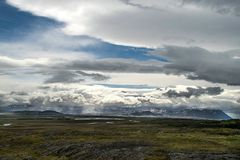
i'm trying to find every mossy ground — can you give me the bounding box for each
[0,115,239,160]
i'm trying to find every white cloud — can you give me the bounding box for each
[104,72,222,88]
[0,28,96,60]
[1,84,239,117]
[0,56,50,67]
[7,0,240,50]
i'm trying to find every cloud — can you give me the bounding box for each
[1,0,240,118]
[156,46,240,85]
[6,0,240,50]
[0,84,239,117]
[0,27,163,62]
[64,59,164,73]
[44,70,110,84]
[1,44,240,86]
[0,28,97,60]
[237,99,240,103]
[0,56,50,68]
[163,87,224,98]
[182,0,240,16]
[49,46,240,85]
[0,56,111,84]
[44,70,84,84]
[119,0,164,11]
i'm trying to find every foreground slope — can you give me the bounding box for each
[0,114,239,160]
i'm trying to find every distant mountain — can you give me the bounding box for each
[101,106,232,120]
[132,111,158,116]
[1,104,232,120]
[131,108,231,120]
[14,110,63,117]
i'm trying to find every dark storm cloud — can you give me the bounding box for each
[65,59,164,73]
[75,71,110,81]
[156,46,240,85]
[163,87,224,98]
[44,70,109,84]
[182,0,240,16]
[44,70,84,83]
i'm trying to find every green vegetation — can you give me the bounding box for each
[0,115,239,160]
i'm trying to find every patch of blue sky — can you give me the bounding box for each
[0,0,60,41]
[78,40,168,61]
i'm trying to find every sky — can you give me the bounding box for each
[0,0,240,118]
